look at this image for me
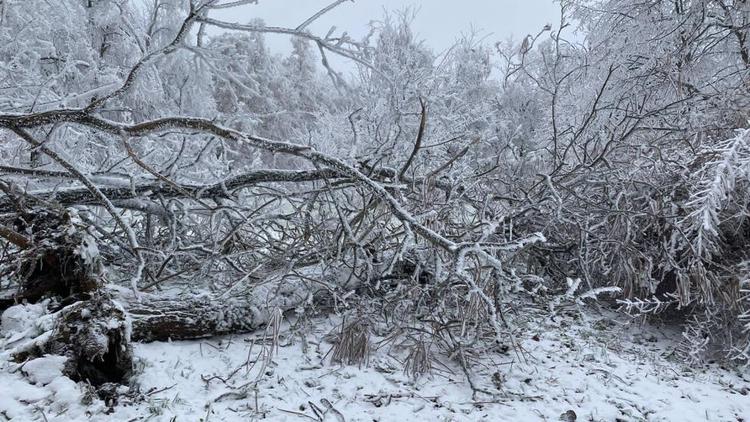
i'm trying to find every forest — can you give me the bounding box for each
[0,0,749,420]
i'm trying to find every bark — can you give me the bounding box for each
[0,223,30,249]
[126,296,265,342]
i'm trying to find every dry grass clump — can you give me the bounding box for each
[403,337,431,380]
[330,318,371,367]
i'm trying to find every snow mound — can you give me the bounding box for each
[1,302,47,336]
[21,355,67,385]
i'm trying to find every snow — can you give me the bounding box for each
[46,377,84,413]
[74,234,100,267]
[1,302,47,336]
[0,294,748,421]
[2,310,746,421]
[21,355,67,385]
[121,313,750,421]
[2,376,52,404]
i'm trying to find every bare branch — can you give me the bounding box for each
[398,98,427,181]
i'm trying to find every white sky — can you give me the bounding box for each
[209,0,563,56]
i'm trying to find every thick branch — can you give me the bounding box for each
[0,169,341,212]
[0,224,30,249]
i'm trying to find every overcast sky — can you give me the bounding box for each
[209,0,563,56]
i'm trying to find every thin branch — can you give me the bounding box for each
[296,0,352,31]
[207,0,258,10]
[85,1,211,111]
[398,98,427,180]
[196,17,389,81]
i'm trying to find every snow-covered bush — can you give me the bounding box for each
[499,0,750,362]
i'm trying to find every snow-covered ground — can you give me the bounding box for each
[1,306,748,421]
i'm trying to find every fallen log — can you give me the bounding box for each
[123,270,324,342]
[126,295,269,342]
[123,253,428,342]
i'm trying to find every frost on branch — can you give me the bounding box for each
[683,129,750,261]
